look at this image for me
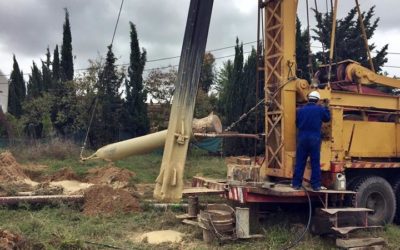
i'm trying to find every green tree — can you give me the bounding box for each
[27,61,43,98]
[21,93,53,139]
[53,45,61,82]
[145,68,176,131]
[51,10,79,136]
[61,8,74,81]
[313,6,388,72]
[296,17,313,81]
[199,52,215,93]
[42,47,52,92]
[240,48,264,155]
[8,55,26,117]
[145,68,176,104]
[222,38,245,155]
[215,60,233,117]
[195,52,217,118]
[122,22,149,138]
[90,45,124,147]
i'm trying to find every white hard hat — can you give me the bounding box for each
[308,91,320,100]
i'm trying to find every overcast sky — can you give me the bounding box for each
[1,0,400,79]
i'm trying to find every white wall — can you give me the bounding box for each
[0,70,9,113]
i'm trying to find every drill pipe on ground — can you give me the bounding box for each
[81,113,222,162]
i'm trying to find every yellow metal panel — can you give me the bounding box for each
[331,91,400,110]
[343,121,396,157]
[330,107,345,161]
[320,141,331,171]
[283,88,297,178]
[397,124,400,157]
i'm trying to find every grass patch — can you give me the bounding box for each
[11,143,227,183]
[0,204,338,250]
[2,142,400,249]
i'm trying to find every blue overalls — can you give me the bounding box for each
[292,102,331,189]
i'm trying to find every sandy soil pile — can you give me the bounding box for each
[47,167,79,182]
[0,229,28,250]
[83,185,140,216]
[85,165,136,188]
[20,163,48,182]
[0,151,29,183]
[135,230,184,244]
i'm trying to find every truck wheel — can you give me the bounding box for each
[392,178,400,224]
[344,175,364,206]
[351,176,396,225]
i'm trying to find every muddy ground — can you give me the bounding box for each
[0,151,141,216]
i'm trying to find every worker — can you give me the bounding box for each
[292,91,330,191]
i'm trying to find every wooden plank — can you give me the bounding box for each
[336,237,385,248]
[321,207,373,215]
[348,246,383,250]
[176,214,197,220]
[0,195,84,205]
[182,188,224,196]
[182,219,199,227]
[332,226,381,235]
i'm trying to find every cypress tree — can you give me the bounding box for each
[51,12,79,136]
[216,60,233,117]
[8,55,25,117]
[240,48,257,154]
[296,17,313,81]
[313,6,388,72]
[42,47,52,92]
[223,38,244,155]
[53,45,61,82]
[122,22,149,138]
[90,45,123,146]
[27,62,43,98]
[61,8,74,81]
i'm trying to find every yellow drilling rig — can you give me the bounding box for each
[85,0,400,232]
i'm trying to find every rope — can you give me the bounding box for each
[111,0,124,46]
[80,0,124,159]
[327,0,339,84]
[355,0,375,72]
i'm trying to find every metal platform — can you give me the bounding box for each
[309,189,356,194]
[321,207,373,215]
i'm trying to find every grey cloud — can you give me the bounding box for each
[0,0,399,76]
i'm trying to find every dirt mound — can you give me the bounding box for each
[83,185,140,216]
[33,182,64,195]
[0,229,28,250]
[20,163,49,181]
[85,165,136,188]
[0,151,29,183]
[48,167,79,182]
